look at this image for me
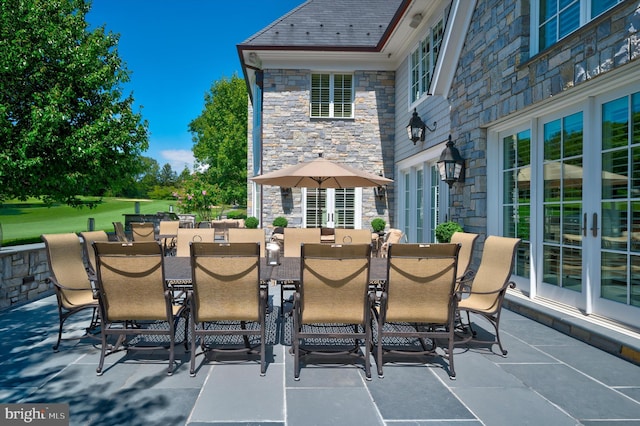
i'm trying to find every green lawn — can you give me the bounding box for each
[0,198,174,246]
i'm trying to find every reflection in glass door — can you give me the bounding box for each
[542,112,584,293]
[600,92,640,308]
[502,130,531,278]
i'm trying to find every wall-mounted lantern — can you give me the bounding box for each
[436,135,465,187]
[281,187,291,197]
[407,108,437,144]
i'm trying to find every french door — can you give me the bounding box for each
[304,188,361,228]
[497,85,640,326]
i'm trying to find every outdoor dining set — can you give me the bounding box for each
[41,227,520,381]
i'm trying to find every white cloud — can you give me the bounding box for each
[160,149,195,173]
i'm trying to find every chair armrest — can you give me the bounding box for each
[459,280,516,297]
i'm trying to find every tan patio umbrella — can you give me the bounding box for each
[251,154,393,227]
[250,154,393,189]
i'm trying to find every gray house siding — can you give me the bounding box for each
[250,68,396,230]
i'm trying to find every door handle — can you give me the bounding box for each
[582,213,587,237]
[591,212,598,237]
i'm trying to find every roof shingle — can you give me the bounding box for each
[241,0,405,49]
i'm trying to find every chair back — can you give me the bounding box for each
[467,236,521,313]
[334,229,372,245]
[41,233,93,308]
[380,228,405,257]
[300,243,371,324]
[385,228,405,244]
[93,241,167,321]
[386,243,460,324]
[176,228,216,256]
[228,228,265,257]
[79,230,109,275]
[190,242,261,322]
[284,228,321,257]
[112,221,128,242]
[131,222,156,242]
[450,231,479,281]
[159,220,179,236]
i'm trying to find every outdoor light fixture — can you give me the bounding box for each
[407,108,436,144]
[281,187,291,197]
[409,13,423,29]
[436,135,465,187]
[374,173,387,199]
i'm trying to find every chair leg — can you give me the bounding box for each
[96,327,108,375]
[364,321,372,381]
[376,322,384,378]
[53,309,66,352]
[190,319,198,376]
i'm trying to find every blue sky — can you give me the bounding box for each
[87,0,303,173]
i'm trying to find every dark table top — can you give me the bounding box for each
[164,256,388,285]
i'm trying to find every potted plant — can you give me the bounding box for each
[245,216,259,229]
[272,216,288,228]
[371,218,386,235]
[435,221,463,243]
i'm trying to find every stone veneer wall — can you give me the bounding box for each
[0,244,52,311]
[447,0,639,234]
[252,68,396,230]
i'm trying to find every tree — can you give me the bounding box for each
[0,0,148,207]
[158,163,177,186]
[136,156,160,197]
[189,74,247,206]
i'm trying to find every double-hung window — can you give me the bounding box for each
[535,0,623,53]
[310,73,354,118]
[409,18,444,104]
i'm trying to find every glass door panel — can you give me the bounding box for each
[502,130,532,278]
[542,112,584,292]
[598,92,640,308]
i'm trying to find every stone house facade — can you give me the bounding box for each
[239,0,640,328]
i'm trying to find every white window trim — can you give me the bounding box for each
[530,0,623,56]
[309,72,355,119]
[407,15,444,109]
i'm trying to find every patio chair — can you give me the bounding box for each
[175,228,216,257]
[375,243,460,379]
[159,220,180,255]
[380,228,405,257]
[188,242,267,376]
[450,231,479,290]
[41,233,100,351]
[112,221,129,242]
[334,228,373,245]
[79,230,109,279]
[93,241,185,375]
[293,243,374,380]
[130,222,156,242]
[228,228,266,257]
[281,228,321,314]
[456,235,521,356]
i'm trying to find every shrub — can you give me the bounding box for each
[435,221,463,243]
[272,216,288,227]
[226,210,247,219]
[245,216,259,228]
[371,218,386,232]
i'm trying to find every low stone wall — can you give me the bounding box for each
[0,243,52,311]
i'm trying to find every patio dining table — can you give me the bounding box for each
[164,256,388,286]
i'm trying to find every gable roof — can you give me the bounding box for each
[240,0,406,50]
